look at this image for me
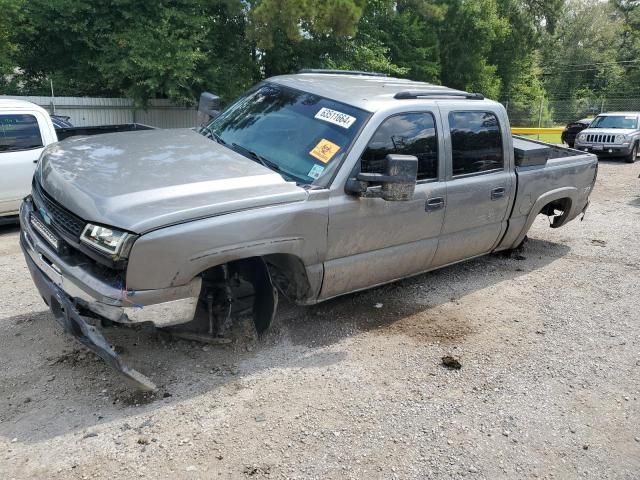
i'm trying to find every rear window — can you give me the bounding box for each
[449,111,504,176]
[0,114,43,152]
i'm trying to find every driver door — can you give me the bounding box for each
[320,111,447,300]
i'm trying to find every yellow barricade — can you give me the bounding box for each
[511,127,565,135]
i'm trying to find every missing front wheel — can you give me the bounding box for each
[161,258,278,343]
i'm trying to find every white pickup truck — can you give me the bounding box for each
[0,99,58,222]
[0,99,155,223]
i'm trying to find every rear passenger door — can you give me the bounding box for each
[431,108,514,267]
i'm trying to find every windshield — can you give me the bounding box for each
[590,115,638,129]
[204,83,369,185]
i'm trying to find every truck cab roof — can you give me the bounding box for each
[269,71,496,113]
[0,98,51,116]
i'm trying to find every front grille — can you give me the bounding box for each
[586,133,616,144]
[33,179,86,238]
[30,180,128,273]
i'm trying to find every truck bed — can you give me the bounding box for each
[513,135,585,167]
[55,123,155,141]
[499,136,598,250]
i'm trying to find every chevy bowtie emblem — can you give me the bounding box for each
[39,207,53,226]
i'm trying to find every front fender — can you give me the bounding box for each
[125,192,329,299]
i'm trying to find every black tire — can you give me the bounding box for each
[625,143,638,163]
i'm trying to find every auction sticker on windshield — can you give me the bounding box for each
[315,108,356,129]
[310,139,340,163]
[307,164,325,179]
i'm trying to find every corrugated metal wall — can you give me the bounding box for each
[1,95,199,128]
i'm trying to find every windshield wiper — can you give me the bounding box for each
[231,142,282,173]
[202,125,227,145]
[231,143,305,184]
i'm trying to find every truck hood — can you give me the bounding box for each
[38,129,307,233]
[580,128,637,136]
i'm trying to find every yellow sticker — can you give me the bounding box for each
[309,139,340,164]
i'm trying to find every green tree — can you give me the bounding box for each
[249,0,367,76]
[346,0,444,81]
[0,0,22,89]
[612,0,640,96]
[10,0,254,104]
[542,0,624,100]
[3,0,590,115]
[439,0,509,98]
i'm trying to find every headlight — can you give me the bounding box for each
[80,223,137,259]
[578,133,586,141]
[615,134,627,143]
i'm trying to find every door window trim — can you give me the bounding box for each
[447,110,505,179]
[357,110,442,184]
[0,113,44,153]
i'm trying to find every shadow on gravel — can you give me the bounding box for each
[0,223,20,235]
[0,237,569,443]
[285,237,569,347]
[628,196,640,208]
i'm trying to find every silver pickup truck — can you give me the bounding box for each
[19,71,598,390]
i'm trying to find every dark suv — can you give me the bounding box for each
[561,118,593,148]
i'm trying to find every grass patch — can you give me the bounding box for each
[518,133,562,145]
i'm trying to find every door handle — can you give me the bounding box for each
[491,187,506,200]
[425,197,445,212]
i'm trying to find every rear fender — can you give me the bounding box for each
[512,187,577,248]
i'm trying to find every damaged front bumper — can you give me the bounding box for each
[19,198,202,390]
[23,252,158,391]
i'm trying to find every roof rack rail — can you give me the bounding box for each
[394,90,484,100]
[298,69,389,77]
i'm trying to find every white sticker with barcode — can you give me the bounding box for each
[315,107,356,129]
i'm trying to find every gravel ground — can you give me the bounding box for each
[0,161,639,479]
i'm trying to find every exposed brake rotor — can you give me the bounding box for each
[162,257,278,343]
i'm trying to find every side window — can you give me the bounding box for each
[361,112,438,180]
[0,114,44,153]
[449,111,503,176]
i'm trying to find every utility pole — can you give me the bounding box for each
[50,79,56,115]
[537,96,544,140]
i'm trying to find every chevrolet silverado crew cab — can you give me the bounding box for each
[574,111,640,162]
[20,71,598,390]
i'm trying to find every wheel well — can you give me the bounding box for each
[263,254,313,302]
[539,197,572,228]
[198,254,312,303]
[197,256,279,336]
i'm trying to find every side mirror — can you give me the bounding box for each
[346,154,418,201]
[198,92,221,119]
